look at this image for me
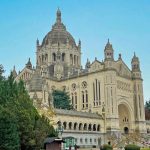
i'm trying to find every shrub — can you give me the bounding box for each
[125,144,140,150]
[100,144,113,150]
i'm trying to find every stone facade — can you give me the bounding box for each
[15,9,147,148]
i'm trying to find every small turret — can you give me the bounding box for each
[78,39,81,50]
[56,8,61,24]
[26,58,32,70]
[104,39,114,61]
[12,66,17,78]
[131,52,141,79]
[118,53,122,60]
[131,52,140,71]
[36,38,39,46]
[85,58,90,69]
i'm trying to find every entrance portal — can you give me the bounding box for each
[124,127,129,134]
[118,103,131,133]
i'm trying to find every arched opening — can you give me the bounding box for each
[70,54,73,65]
[79,123,83,130]
[118,103,131,133]
[74,122,77,130]
[124,127,129,134]
[63,122,67,130]
[97,124,100,131]
[62,53,65,62]
[88,124,92,131]
[52,53,56,62]
[93,124,96,131]
[68,122,72,130]
[83,123,87,130]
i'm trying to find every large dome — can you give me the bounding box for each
[41,9,76,47]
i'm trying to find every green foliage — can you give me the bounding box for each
[52,90,73,110]
[100,144,113,150]
[125,144,140,150]
[145,100,150,120]
[145,99,150,111]
[0,106,20,150]
[0,67,57,150]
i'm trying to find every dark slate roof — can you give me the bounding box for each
[44,137,64,144]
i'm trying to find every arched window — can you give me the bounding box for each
[93,124,96,131]
[62,53,65,61]
[70,54,73,65]
[82,91,84,108]
[75,92,77,109]
[53,53,56,61]
[97,124,100,131]
[88,124,92,131]
[85,90,88,108]
[83,123,87,130]
[79,123,82,130]
[74,123,77,130]
[69,122,72,130]
[63,122,67,130]
[93,79,101,106]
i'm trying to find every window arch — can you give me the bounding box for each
[93,124,96,131]
[79,123,83,130]
[88,124,92,131]
[62,53,65,61]
[63,122,67,130]
[93,79,101,106]
[74,122,78,130]
[83,123,87,130]
[71,92,77,110]
[68,122,72,130]
[52,53,56,61]
[97,124,100,131]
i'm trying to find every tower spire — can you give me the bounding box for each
[56,7,61,24]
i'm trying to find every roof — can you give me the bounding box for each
[44,137,64,144]
[54,108,102,119]
[41,9,76,48]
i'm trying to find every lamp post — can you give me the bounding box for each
[56,121,64,150]
[56,121,64,139]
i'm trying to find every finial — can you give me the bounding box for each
[13,65,16,70]
[36,38,39,46]
[108,38,110,44]
[119,53,122,60]
[95,57,97,60]
[134,52,136,57]
[78,39,81,45]
[56,7,61,23]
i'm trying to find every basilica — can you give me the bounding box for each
[14,9,148,148]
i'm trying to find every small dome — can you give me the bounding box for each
[41,9,76,47]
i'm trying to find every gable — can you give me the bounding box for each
[15,67,34,82]
[116,60,132,78]
[89,60,104,72]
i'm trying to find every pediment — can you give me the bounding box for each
[15,67,34,82]
[89,60,104,72]
[117,60,132,78]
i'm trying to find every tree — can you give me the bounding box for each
[0,69,57,150]
[0,106,20,150]
[145,100,150,120]
[145,99,150,111]
[52,90,73,110]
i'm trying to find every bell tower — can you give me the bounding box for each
[131,53,146,133]
[104,39,114,61]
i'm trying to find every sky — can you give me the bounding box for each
[0,0,150,102]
